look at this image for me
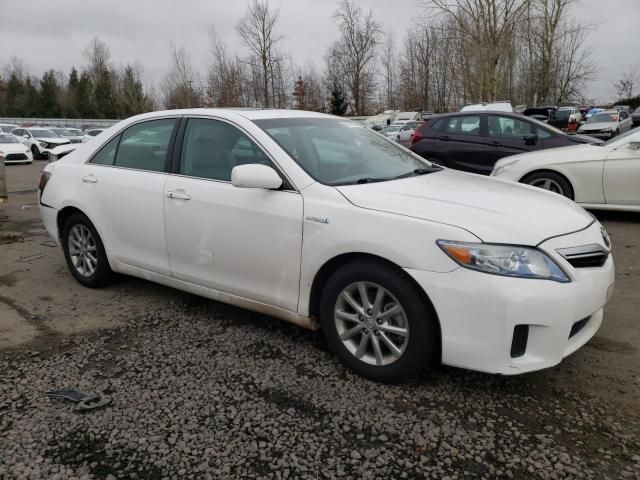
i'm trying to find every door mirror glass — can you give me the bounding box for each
[231,164,282,189]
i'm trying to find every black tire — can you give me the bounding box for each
[522,171,574,199]
[62,213,115,288]
[31,145,41,160]
[319,260,439,382]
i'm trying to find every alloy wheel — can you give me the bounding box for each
[529,177,564,195]
[334,282,409,366]
[68,224,98,277]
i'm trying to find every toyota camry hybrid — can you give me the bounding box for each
[38,109,615,382]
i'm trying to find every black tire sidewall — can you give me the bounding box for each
[31,145,40,160]
[319,260,439,382]
[524,171,573,199]
[62,213,113,288]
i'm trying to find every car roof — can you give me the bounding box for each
[121,108,335,123]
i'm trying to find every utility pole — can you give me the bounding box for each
[0,153,7,203]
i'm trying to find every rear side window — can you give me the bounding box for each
[91,135,120,165]
[114,119,176,172]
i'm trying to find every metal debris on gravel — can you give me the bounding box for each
[0,306,639,479]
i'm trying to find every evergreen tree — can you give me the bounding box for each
[120,65,149,117]
[76,71,95,118]
[292,76,307,110]
[329,81,348,116]
[65,67,80,117]
[39,70,60,117]
[93,68,117,118]
[22,77,39,117]
[5,72,24,116]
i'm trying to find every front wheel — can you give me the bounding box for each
[522,171,574,199]
[31,145,41,160]
[319,260,439,382]
[62,213,115,288]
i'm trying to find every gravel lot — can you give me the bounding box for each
[1,163,639,479]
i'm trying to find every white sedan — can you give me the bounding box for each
[0,133,32,164]
[39,109,614,382]
[492,127,640,212]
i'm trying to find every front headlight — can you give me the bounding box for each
[601,127,612,133]
[39,140,48,147]
[437,240,570,282]
[492,159,519,176]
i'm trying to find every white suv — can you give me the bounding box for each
[38,109,614,381]
[11,127,71,159]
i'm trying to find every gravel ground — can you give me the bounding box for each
[1,302,639,480]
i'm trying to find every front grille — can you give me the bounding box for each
[569,316,590,338]
[4,153,28,160]
[556,244,609,268]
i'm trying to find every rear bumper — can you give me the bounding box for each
[39,202,60,245]
[406,223,614,375]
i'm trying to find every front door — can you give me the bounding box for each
[603,143,640,206]
[163,117,303,312]
[484,115,544,169]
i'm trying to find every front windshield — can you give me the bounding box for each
[0,134,19,143]
[253,117,438,186]
[31,129,60,138]
[588,113,617,123]
[602,126,640,147]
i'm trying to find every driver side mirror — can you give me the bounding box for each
[628,142,640,151]
[523,133,538,145]
[231,164,283,190]
[23,134,29,139]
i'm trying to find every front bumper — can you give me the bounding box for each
[406,222,614,375]
[578,130,614,139]
[2,152,32,163]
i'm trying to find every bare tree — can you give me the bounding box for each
[379,32,397,110]
[615,69,637,100]
[162,43,202,109]
[236,0,283,108]
[330,0,382,115]
[83,37,111,83]
[207,27,248,107]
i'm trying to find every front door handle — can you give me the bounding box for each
[167,191,191,200]
[81,175,97,183]
[489,141,502,147]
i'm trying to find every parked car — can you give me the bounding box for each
[0,133,32,164]
[381,123,404,139]
[50,127,86,144]
[0,123,19,133]
[396,121,421,143]
[38,109,614,381]
[614,105,632,115]
[548,107,582,131]
[461,101,513,113]
[85,128,106,137]
[585,107,605,120]
[577,110,633,139]
[410,111,601,175]
[48,143,78,162]
[492,127,640,211]
[632,106,640,128]
[11,127,71,159]
[522,106,557,122]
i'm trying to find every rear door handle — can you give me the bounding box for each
[81,175,97,183]
[167,191,191,200]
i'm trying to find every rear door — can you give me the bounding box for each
[77,117,178,275]
[432,114,488,173]
[484,115,544,168]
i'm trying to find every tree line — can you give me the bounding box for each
[0,0,630,120]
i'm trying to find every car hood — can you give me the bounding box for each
[570,134,603,145]
[34,137,70,144]
[579,122,616,131]
[50,144,78,155]
[0,143,28,153]
[495,143,604,168]
[336,169,592,245]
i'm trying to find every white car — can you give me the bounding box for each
[396,121,421,143]
[577,110,633,140]
[48,143,78,162]
[11,127,71,159]
[0,133,32,164]
[50,127,86,144]
[492,127,640,212]
[0,123,19,133]
[38,109,614,382]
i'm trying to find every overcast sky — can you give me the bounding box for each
[1,0,638,104]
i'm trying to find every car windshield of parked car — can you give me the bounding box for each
[253,117,438,186]
[588,113,617,123]
[0,134,19,143]
[31,129,60,138]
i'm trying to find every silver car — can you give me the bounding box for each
[577,110,633,139]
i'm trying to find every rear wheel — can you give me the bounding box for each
[319,260,439,382]
[62,213,115,288]
[522,171,573,199]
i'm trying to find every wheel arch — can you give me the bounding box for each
[519,168,575,200]
[308,252,442,343]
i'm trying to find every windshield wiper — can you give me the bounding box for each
[393,167,440,180]
[355,177,387,184]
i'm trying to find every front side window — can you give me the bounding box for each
[180,118,271,181]
[254,117,438,186]
[114,118,176,172]
[488,115,532,139]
